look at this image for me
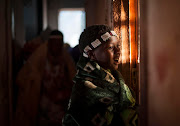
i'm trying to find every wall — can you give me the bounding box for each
[85,0,106,27]
[43,0,48,30]
[85,0,104,26]
[47,0,112,29]
[0,0,12,125]
[24,0,40,41]
[47,0,86,29]
[12,0,26,113]
[141,0,180,125]
[13,0,25,47]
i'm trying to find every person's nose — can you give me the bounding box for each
[114,46,120,54]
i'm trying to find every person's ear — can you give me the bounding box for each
[87,50,96,60]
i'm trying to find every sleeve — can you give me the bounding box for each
[63,49,76,81]
[14,42,47,126]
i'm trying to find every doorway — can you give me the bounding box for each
[58,8,86,48]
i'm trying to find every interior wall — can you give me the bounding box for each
[47,0,112,30]
[13,0,25,47]
[139,0,148,125]
[12,0,26,114]
[141,0,180,125]
[47,0,86,30]
[85,0,105,27]
[12,0,25,73]
[43,0,48,30]
[0,0,12,125]
[85,0,113,27]
[24,0,39,41]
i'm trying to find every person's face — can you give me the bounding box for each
[90,36,120,70]
[48,38,63,56]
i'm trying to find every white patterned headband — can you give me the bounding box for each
[83,31,118,58]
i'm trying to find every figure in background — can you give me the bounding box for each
[64,43,72,53]
[12,26,52,117]
[22,27,52,62]
[69,44,81,65]
[14,30,76,126]
[62,25,138,126]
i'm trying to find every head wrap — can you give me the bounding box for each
[78,25,118,58]
[82,31,117,58]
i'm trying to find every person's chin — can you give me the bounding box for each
[113,63,119,70]
[110,65,118,71]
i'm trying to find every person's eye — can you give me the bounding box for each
[108,46,114,50]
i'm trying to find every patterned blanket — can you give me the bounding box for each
[63,56,138,126]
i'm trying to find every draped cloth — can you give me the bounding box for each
[14,42,76,126]
[63,56,138,126]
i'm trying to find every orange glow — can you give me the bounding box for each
[114,12,119,22]
[121,1,129,64]
[121,25,129,64]
[137,57,140,63]
[114,27,120,39]
[113,0,139,102]
[121,1,126,21]
[129,0,138,64]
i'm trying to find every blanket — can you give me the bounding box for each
[63,56,138,126]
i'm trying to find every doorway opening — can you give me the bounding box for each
[58,8,86,48]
